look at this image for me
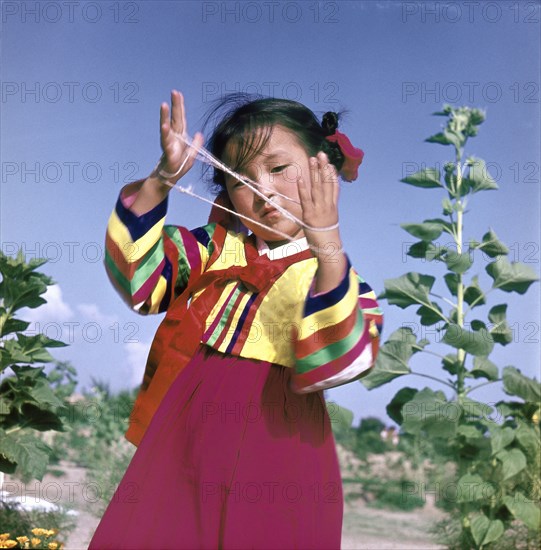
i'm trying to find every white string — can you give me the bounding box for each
[154,131,340,236]
[162,179,343,257]
[179,133,301,207]
[160,179,298,243]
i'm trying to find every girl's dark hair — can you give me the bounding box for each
[202,93,345,193]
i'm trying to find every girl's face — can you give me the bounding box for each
[224,125,309,247]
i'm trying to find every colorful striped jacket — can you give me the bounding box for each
[106,182,383,445]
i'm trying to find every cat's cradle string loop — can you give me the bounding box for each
[158,131,340,234]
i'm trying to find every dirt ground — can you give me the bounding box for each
[3,453,446,550]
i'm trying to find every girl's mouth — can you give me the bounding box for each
[261,207,279,219]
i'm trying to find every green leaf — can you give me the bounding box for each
[488,304,513,346]
[496,448,527,480]
[486,259,539,294]
[406,241,446,261]
[462,397,494,421]
[416,302,444,326]
[29,348,55,364]
[17,333,67,350]
[490,426,515,454]
[401,388,458,437]
[464,276,486,307]
[470,514,504,547]
[426,130,463,150]
[432,106,453,116]
[441,197,453,215]
[360,340,412,390]
[475,229,509,258]
[442,354,461,375]
[387,327,418,346]
[443,250,473,274]
[386,387,418,425]
[20,403,65,431]
[0,396,11,415]
[442,324,494,356]
[462,158,499,194]
[502,366,541,403]
[400,168,442,188]
[381,273,436,309]
[0,431,51,480]
[457,424,484,439]
[28,378,64,410]
[401,219,449,241]
[457,473,494,502]
[12,365,46,380]
[516,423,540,458]
[444,273,459,296]
[494,400,529,420]
[470,357,499,381]
[503,493,540,531]
[0,317,30,337]
[1,340,33,367]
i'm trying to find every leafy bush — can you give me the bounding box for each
[361,105,540,549]
[0,252,73,481]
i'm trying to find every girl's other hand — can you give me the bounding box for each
[159,90,205,183]
[297,151,340,234]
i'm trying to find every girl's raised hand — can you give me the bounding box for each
[159,90,204,182]
[297,152,346,292]
[297,151,340,234]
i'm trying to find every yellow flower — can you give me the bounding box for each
[45,531,56,538]
[2,541,18,549]
[17,537,30,544]
[48,543,59,550]
[31,538,42,548]
[31,529,48,537]
[0,535,10,542]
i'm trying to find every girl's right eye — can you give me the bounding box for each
[270,165,288,174]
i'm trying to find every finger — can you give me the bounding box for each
[170,90,183,135]
[160,102,171,151]
[312,153,329,203]
[322,161,338,202]
[179,92,188,136]
[308,157,319,204]
[297,176,312,210]
[181,131,204,174]
[332,165,339,204]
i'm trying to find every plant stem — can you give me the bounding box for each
[5,425,23,435]
[465,379,501,395]
[454,149,469,548]
[412,347,447,360]
[410,371,456,389]
[429,291,457,308]
[455,157,466,401]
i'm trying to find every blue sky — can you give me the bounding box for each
[1,0,540,426]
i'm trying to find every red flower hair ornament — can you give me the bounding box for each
[325,130,364,182]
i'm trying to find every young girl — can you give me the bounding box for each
[89,90,382,549]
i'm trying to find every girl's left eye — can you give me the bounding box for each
[270,165,288,173]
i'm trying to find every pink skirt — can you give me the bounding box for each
[88,345,343,549]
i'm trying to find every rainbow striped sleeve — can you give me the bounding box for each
[104,184,214,315]
[291,257,383,393]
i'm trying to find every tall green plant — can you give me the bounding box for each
[0,251,71,480]
[362,105,540,549]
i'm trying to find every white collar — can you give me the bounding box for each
[256,236,309,260]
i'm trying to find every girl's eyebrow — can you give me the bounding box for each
[262,150,289,160]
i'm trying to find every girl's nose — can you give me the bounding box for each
[253,177,277,202]
[254,185,276,204]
